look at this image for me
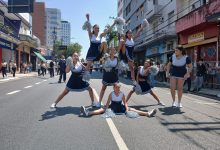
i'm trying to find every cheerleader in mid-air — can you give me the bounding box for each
[50,53,97,108]
[82,13,116,81]
[96,47,119,107]
[118,20,148,85]
[126,59,165,106]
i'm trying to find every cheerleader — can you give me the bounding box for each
[83,13,116,81]
[81,83,157,117]
[126,59,165,106]
[118,27,145,85]
[97,47,119,107]
[50,53,97,108]
[166,46,192,108]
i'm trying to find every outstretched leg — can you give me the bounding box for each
[126,90,135,102]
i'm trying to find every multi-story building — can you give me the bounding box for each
[32,2,46,46]
[61,20,71,46]
[117,0,123,17]
[176,0,220,66]
[123,0,177,64]
[45,8,61,50]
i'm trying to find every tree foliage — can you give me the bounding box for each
[54,41,82,58]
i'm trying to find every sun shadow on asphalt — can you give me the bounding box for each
[128,104,158,111]
[158,107,185,115]
[39,106,81,121]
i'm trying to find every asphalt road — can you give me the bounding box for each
[0,71,219,150]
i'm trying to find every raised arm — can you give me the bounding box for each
[100,21,116,38]
[86,14,92,39]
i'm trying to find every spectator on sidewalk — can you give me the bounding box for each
[40,61,46,77]
[12,61,17,77]
[37,62,41,76]
[1,60,7,78]
[49,60,54,78]
[58,55,66,83]
[9,60,12,74]
[193,59,206,92]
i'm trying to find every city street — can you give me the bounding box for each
[0,72,219,150]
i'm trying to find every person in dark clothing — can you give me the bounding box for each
[49,61,54,78]
[1,60,7,78]
[184,76,191,92]
[58,55,66,83]
[193,59,206,92]
[12,61,17,77]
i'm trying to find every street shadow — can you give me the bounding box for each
[158,106,185,115]
[128,104,158,111]
[49,82,63,84]
[39,106,81,121]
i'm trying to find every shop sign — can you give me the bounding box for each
[188,32,204,43]
[0,38,16,50]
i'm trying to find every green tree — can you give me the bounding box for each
[66,43,82,57]
[54,41,82,58]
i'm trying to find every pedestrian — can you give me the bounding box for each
[166,46,192,108]
[56,62,60,75]
[37,62,41,76]
[9,60,12,74]
[97,47,119,107]
[83,13,116,81]
[184,76,191,93]
[40,61,45,76]
[49,60,54,78]
[58,55,66,83]
[1,60,7,78]
[193,59,206,92]
[50,53,97,108]
[80,83,157,117]
[12,61,17,77]
[118,26,145,85]
[126,59,165,106]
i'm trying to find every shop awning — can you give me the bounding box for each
[183,37,217,48]
[34,51,47,62]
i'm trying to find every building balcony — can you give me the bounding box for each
[134,27,177,52]
[19,34,39,48]
[145,5,163,21]
[176,0,220,33]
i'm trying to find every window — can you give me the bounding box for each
[0,15,4,24]
[167,41,174,51]
[153,0,158,5]
[168,10,174,27]
[125,2,131,16]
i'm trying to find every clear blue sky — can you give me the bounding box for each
[37,0,117,59]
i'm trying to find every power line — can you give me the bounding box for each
[133,0,203,46]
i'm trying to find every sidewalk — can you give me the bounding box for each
[157,81,220,98]
[0,72,38,82]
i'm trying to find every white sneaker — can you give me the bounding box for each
[148,109,157,117]
[158,101,165,106]
[172,102,177,107]
[176,103,183,108]
[50,103,57,108]
[91,101,97,107]
[96,102,102,108]
[81,106,89,116]
[132,80,137,85]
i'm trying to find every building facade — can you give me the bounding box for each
[45,8,61,50]
[123,0,177,65]
[32,2,46,47]
[176,0,220,66]
[61,20,71,46]
[117,0,123,17]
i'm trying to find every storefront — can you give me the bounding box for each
[145,42,166,63]
[0,38,17,67]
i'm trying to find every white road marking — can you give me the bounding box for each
[7,90,21,95]
[35,82,41,85]
[24,85,33,89]
[43,80,47,82]
[93,89,129,150]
